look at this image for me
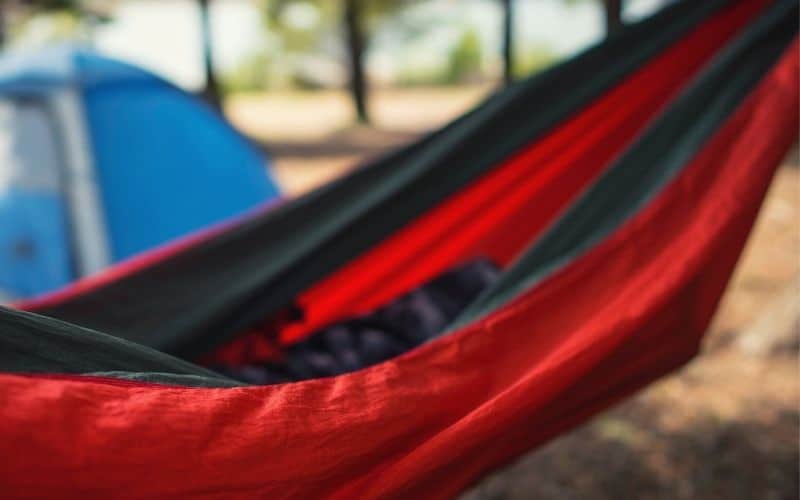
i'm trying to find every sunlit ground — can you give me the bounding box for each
[227,85,492,193]
[228,88,799,499]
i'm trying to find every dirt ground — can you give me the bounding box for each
[227,86,491,194]
[227,88,799,499]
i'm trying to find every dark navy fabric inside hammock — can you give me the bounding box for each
[212,259,500,384]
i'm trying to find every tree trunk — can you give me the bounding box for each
[344,0,369,124]
[501,0,514,85]
[603,0,623,36]
[198,0,222,110]
[0,6,6,50]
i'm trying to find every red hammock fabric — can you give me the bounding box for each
[278,0,770,344]
[208,0,770,366]
[0,35,795,499]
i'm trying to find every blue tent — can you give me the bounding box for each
[0,45,280,300]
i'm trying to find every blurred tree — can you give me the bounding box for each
[500,0,513,85]
[14,1,215,107]
[263,0,408,124]
[602,0,622,35]
[0,6,6,49]
[0,0,112,49]
[565,0,624,36]
[0,0,78,50]
[196,0,222,110]
[503,0,621,86]
[343,0,366,123]
[514,45,556,79]
[223,50,275,93]
[448,28,482,84]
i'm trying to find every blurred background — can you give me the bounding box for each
[0,1,797,498]
[1,0,672,194]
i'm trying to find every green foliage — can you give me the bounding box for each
[244,0,554,89]
[513,45,557,79]
[394,64,448,87]
[15,0,81,10]
[259,0,336,54]
[259,0,409,53]
[6,0,111,16]
[222,50,278,94]
[396,26,489,87]
[3,0,113,46]
[446,28,482,84]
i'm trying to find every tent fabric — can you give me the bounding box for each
[82,71,280,260]
[0,46,281,293]
[0,45,151,96]
[20,0,774,359]
[0,100,73,297]
[0,0,798,497]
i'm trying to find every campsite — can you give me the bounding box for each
[0,1,797,498]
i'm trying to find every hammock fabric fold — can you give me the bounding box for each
[1,0,797,497]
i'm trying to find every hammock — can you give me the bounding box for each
[1,0,797,497]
